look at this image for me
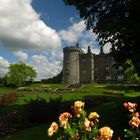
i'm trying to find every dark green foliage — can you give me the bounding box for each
[124,60,140,84]
[24,96,72,124]
[0,106,29,136]
[104,84,140,92]
[83,95,110,110]
[64,0,140,75]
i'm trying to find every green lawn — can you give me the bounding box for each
[16,83,140,104]
[0,123,50,140]
[0,83,140,140]
[15,84,105,104]
[0,87,16,93]
[24,83,67,90]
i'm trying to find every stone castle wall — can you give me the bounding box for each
[63,45,124,84]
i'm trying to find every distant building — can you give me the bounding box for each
[63,44,124,84]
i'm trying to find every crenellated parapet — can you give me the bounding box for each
[63,46,84,54]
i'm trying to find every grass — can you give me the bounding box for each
[0,83,140,140]
[125,92,140,97]
[24,83,67,90]
[15,84,105,104]
[0,123,50,140]
[0,87,16,93]
[1,83,140,109]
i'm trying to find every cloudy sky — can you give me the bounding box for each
[0,0,111,80]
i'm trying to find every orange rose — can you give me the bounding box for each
[84,118,94,131]
[129,116,140,128]
[123,102,137,112]
[88,112,100,122]
[59,112,72,121]
[59,112,72,129]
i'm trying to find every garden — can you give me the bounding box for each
[0,83,140,140]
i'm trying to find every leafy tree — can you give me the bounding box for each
[6,62,37,87]
[124,60,140,84]
[64,0,140,75]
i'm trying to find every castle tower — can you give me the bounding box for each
[63,44,84,84]
[79,46,94,83]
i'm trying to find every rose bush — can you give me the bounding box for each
[47,101,113,140]
[123,102,140,139]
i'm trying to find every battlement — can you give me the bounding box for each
[63,46,84,54]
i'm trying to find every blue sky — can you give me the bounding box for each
[32,0,80,30]
[0,0,111,80]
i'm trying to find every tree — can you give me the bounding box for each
[64,0,140,75]
[124,60,140,84]
[6,62,37,87]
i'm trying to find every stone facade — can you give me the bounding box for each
[63,44,124,84]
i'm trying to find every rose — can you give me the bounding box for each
[88,112,100,123]
[123,102,137,112]
[48,122,58,136]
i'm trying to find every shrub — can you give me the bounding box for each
[83,96,110,110]
[0,106,29,136]
[24,96,65,124]
[123,102,140,139]
[0,93,18,106]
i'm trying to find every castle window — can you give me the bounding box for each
[118,75,123,80]
[118,66,123,70]
[106,75,111,80]
[105,66,110,71]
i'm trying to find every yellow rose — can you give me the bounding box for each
[47,122,58,136]
[99,126,113,140]
[73,101,85,114]
[88,112,100,122]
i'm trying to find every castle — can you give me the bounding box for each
[62,44,124,84]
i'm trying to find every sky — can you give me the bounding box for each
[0,0,111,80]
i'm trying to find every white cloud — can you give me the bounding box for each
[103,42,112,54]
[59,20,99,54]
[0,56,9,77]
[82,47,100,55]
[59,20,86,43]
[31,54,62,80]
[0,0,61,52]
[13,51,28,61]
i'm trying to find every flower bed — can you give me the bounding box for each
[48,101,140,139]
[48,101,113,140]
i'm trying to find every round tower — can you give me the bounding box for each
[63,45,84,84]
